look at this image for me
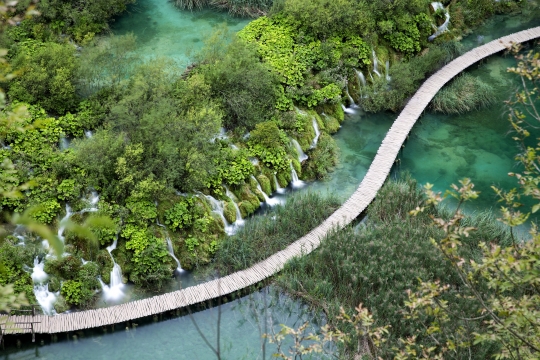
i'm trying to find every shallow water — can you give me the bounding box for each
[111,0,249,66]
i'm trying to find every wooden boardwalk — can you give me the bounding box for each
[4,27,540,335]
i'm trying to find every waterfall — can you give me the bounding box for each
[211,127,228,143]
[34,284,57,315]
[201,193,237,235]
[290,163,305,189]
[372,50,381,77]
[291,139,308,163]
[354,69,366,87]
[84,130,93,138]
[251,175,281,206]
[250,157,259,166]
[345,86,356,107]
[310,118,321,148]
[230,144,239,150]
[273,174,286,194]
[99,236,125,302]
[166,236,184,273]
[341,104,355,115]
[31,257,48,283]
[224,186,245,228]
[428,2,450,41]
[57,204,73,244]
[80,191,99,213]
[59,137,70,150]
[385,60,391,82]
[156,220,184,273]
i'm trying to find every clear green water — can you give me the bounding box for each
[111,0,249,65]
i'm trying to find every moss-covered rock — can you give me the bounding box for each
[54,295,70,313]
[304,132,339,180]
[321,113,341,134]
[239,201,257,218]
[224,200,237,224]
[317,102,344,123]
[256,174,272,195]
[292,159,302,175]
[277,169,291,188]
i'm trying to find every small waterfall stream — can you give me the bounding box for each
[31,257,57,315]
[31,257,48,283]
[273,174,286,194]
[156,221,184,273]
[224,186,245,230]
[345,86,356,107]
[251,176,281,206]
[429,2,451,41]
[372,50,381,77]
[290,163,305,189]
[341,104,356,115]
[385,60,391,82]
[99,236,125,302]
[310,118,321,148]
[291,139,308,163]
[355,69,366,87]
[201,193,237,235]
[84,130,93,138]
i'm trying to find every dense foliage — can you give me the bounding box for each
[277,176,510,358]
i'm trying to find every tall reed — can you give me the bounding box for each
[431,73,495,114]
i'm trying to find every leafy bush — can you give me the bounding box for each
[8,41,78,114]
[248,121,290,172]
[61,280,82,305]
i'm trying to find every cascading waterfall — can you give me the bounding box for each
[291,139,308,163]
[372,50,381,77]
[230,144,239,150]
[341,104,355,115]
[345,86,356,107]
[80,191,99,213]
[385,60,391,82]
[290,163,305,189]
[224,185,245,228]
[156,220,184,273]
[59,137,70,150]
[34,284,57,315]
[99,236,125,302]
[428,2,450,41]
[84,130,93,138]
[354,69,366,87]
[201,193,238,235]
[31,257,57,315]
[251,175,281,206]
[310,118,321,148]
[31,257,48,283]
[273,174,286,194]
[57,204,73,244]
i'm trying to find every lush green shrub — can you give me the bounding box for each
[197,34,281,131]
[8,41,78,114]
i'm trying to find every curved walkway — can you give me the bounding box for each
[7,26,540,334]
